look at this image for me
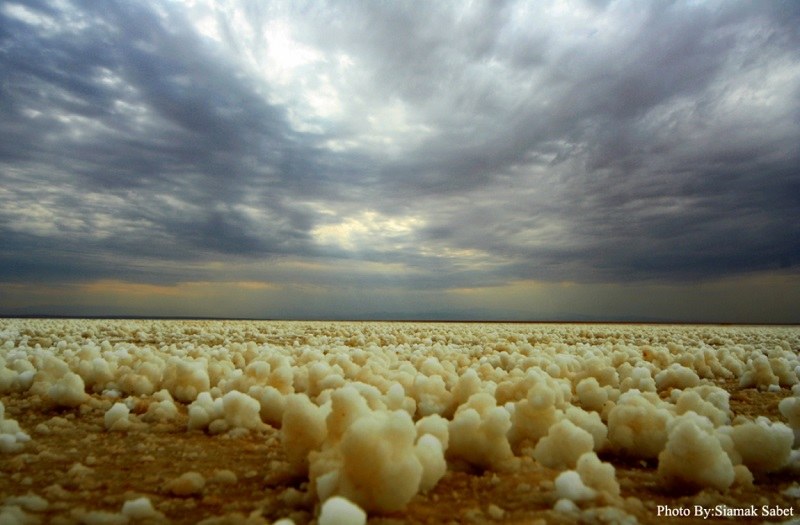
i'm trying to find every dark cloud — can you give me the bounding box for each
[0,0,334,274]
[0,0,798,319]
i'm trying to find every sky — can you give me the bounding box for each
[1,0,799,323]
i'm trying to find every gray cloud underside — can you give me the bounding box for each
[1,0,798,290]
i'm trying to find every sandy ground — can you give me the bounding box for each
[2,379,798,524]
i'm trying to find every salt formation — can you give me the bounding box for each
[730,417,794,473]
[575,377,610,413]
[281,394,329,473]
[533,419,594,469]
[47,371,88,408]
[304,386,447,512]
[779,391,800,446]
[163,357,210,403]
[658,413,735,491]
[508,377,564,451]
[554,453,628,520]
[1,319,799,521]
[314,409,424,511]
[165,471,206,496]
[0,504,37,525]
[318,496,366,525]
[0,400,30,453]
[142,389,179,423]
[121,496,166,521]
[672,386,730,427]
[654,363,700,390]
[0,355,35,393]
[415,433,447,492]
[187,392,224,432]
[220,390,266,431]
[607,391,674,459]
[555,470,596,503]
[448,393,515,470]
[575,452,620,497]
[104,402,133,431]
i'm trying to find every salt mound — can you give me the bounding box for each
[187,392,224,432]
[415,433,447,492]
[658,413,734,491]
[336,410,424,510]
[415,414,449,451]
[311,408,443,512]
[576,452,620,497]
[555,470,596,502]
[165,471,205,496]
[0,400,31,453]
[47,371,88,408]
[448,393,514,470]
[575,377,609,413]
[104,402,132,431]
[608,391,673,459]
[655,363,700,390]
[739,355,780,390]
[187,390,268,434]
[508,380,562,451]
[318,496,366,525]
[533,418,594,470]
[121,496,166,521]
[731,417,793,473]
[0,355,34,393]
[294,385,448,512]
[673,388,730,427]
[221,390,266,431]
[2,319,799,519]
[281,394,329,473]
[779,395,800,447]
[0,504,38,525]
[564,406,608,451]
[163,357,210,403]
[142,389,179,423]
[247,385,286,427]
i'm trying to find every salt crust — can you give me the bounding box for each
[1,320,799,520]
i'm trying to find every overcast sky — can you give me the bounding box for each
[1,0,799,322]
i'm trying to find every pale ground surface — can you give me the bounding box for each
[1,320,799,524]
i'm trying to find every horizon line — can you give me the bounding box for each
[1,314,797,326]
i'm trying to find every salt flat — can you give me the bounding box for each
[1,319,799,524]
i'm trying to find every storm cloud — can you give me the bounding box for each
[1,0,798,320]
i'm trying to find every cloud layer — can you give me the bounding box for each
[1,0,799,319]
